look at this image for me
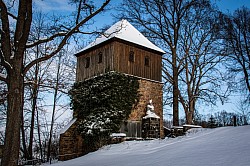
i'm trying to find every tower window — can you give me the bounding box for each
[129,51,134,62]
[98,52,103,63]
[85,57,90,68]
[145,56,150,67]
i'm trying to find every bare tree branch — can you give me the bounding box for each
[24,0,111,74]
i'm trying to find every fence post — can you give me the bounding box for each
[233,115,237,127]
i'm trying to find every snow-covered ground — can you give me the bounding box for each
[49,125,250,166]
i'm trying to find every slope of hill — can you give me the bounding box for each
[50,125,250,166]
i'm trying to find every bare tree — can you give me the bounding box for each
[222,7,250,102]
[47,50,70,161]
[119,0,206,126]
[0,1,111,165]
[214,111,232,127]
[177,2,228,124]
[119,0,227,125]
[19,11,65,161]
[235,98,249,125]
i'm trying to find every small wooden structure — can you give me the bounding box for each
[110,133,126,144]
[183,124,202,132]
[120,120,142,138]
[165,125,202,138]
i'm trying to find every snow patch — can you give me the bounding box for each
[0,73,7,79]
[183,124,202,128]
[49,125,250,166]
[110,133,126,137]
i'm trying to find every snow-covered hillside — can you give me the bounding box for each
[50,125,250,166]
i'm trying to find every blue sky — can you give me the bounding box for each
[215,0,250,12]
[34,0,250,31]
[35,0,250,13]
[34,0,249,118]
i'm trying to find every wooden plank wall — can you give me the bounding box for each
[113,41,162,82]
[76,40,162,82]
[76,43,114,82]
[120,121,142,138]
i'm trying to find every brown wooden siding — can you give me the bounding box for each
[76,43,115,82]
[113,41,162,82]
[76,40,162,82]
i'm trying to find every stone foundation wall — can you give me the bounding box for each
[59,122,84,161]
[129,79,164,138]
[59,78,164,161]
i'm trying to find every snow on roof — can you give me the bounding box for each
[172,126,184,129]
[110,133,126,137]
[143,111,160,119]
[76,19,165,54]
[183,124,202,128]
[58,118,77,135]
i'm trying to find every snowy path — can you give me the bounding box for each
[50,125,250,166]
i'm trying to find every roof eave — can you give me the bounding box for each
[75,37,165,57]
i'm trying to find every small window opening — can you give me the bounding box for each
[98,52,103,63]
[145,56,150,66]
[129,51,135,62]
[85,57,90,68]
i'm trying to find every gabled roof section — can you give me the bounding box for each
[58,118,77,135]
[76,19,165,55]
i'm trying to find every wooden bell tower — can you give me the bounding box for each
[75,19,165,138]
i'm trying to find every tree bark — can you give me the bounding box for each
[1,0,32,165]
[2,65,24,166]
[47,55,61,161]
[36,107,43,160]
[186,112,193,125]
[27,65,39,160]
[173,51,179,126]
[21,112,29,160]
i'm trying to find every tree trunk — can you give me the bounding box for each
[186,101,194,125]
[172,51,179,126]
[28,62,39,160]
[173,78,179,126]
[2,67,24,166]
[36,108,43,160]
[27,84,37,160]
[185,100,195,125]
[0,0,110,165]
[21,112,29,160]
[1,0,32,165]
[186,112,193,125]
[47,55,61,161]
